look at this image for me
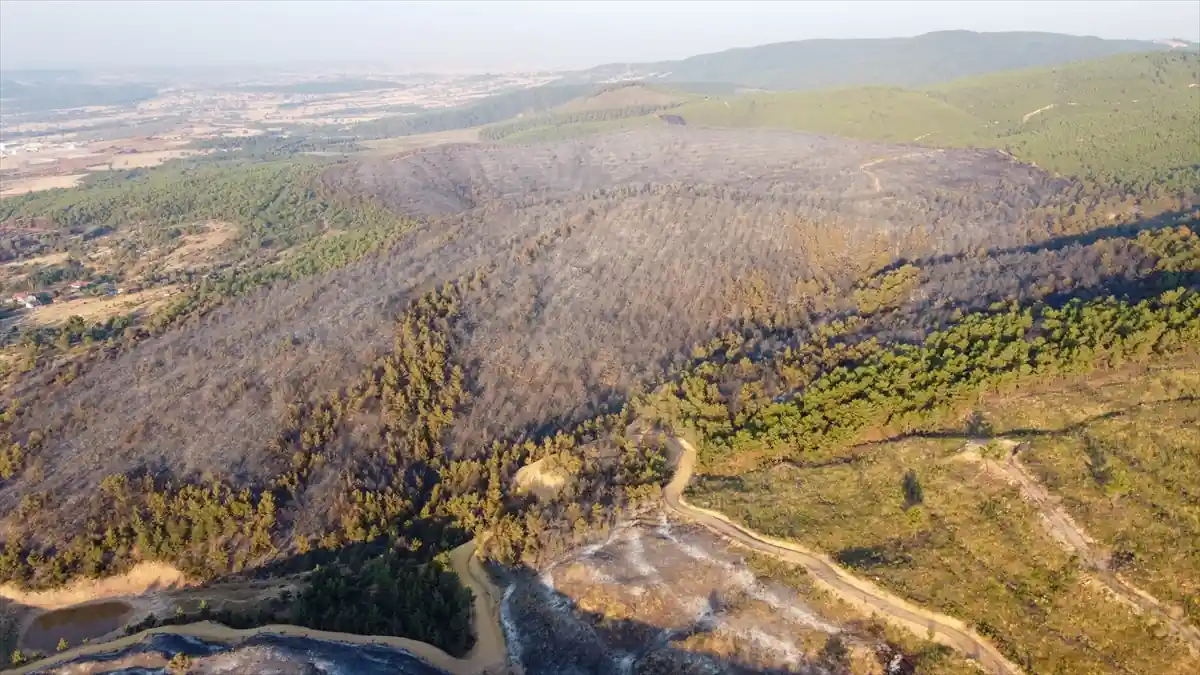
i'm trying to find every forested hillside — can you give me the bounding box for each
[347,84,592,140]
[540,51,1200,188]
[569,30,1181,90]
[2,43,1199,673]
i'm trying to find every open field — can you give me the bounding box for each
[975,365,1200,625]
[0,173,86,198]
[509,52,1199,186]
[688,362,1200,674]
[1,252,70,269]
[105,149,200,170]
[161,221,240,271]
[23,285,180,326]
[358,128,482,155]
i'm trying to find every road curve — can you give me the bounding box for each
[10,541,508,675]
[664,437,1024,675]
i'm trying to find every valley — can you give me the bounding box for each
[0,23,1198,675]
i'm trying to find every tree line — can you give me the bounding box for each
[642,283,1199,469]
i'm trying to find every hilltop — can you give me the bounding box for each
[1,37,1199,675]
[510,51,1200,187]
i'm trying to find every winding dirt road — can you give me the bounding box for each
[858,151,943,193]
[960,440,1200,654]
[10,541,508,675]
[664,437,1024,675]
[19,438,1036,675]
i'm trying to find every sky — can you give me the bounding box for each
[1,0,1197,72]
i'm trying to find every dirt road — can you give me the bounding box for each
[11,541,509,675]
[960,440,1200,654]
[664,437,1024,675]
[858,151,942,193]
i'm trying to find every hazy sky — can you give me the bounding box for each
[2,0,1197,72]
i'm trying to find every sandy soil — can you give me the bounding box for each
[958,439,1200,653]
[0,563,188,611]
[513,457,568,501]
[0,174,86,198]
[665,437,1023,675]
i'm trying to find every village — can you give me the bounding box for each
[1,70,559,198]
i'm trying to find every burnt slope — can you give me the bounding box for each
[5,128,1071,545]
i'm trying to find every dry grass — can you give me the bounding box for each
[106,149,200,170]
[552,85,692,114]
[690,362,1200,674]
[25,285,180,326]
[975,361,1200,625]
[162,221,240,271]
[513,457,569,501]
[1,252,70,269]
[0,174,86,198]
[357,128,480,155]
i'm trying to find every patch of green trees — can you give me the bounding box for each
[647,284,1199,469]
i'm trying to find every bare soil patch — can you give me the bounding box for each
[106,149,200,170]
[0,174,86,198]
[0,563,189,611]
[163,221,240,271]
[514,457,569,501]
[20,600,133,653]
[26,285,180,326]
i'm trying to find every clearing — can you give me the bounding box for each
[23,285,180,326]
[551,83,693,114]
[1,252,70,270]
[513,456,570,502]
[0,174,86,198]
[687,361,1200,674]
[358,128,480,155]
[956,438,1200,652]
[162,221,240,271]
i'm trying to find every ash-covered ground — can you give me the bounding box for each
[33,513,923,675]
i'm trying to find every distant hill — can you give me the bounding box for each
[570,30,1188,91]
[476,82,698,142]
[348,84,593,139]
[550,82,694,114]
[538,51,1199,188]
[0,80,160,114]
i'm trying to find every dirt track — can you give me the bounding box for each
[664,437,1024,675]
[10,541,508,675]
[19,437,1040,675]
[960,440,1200,654]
